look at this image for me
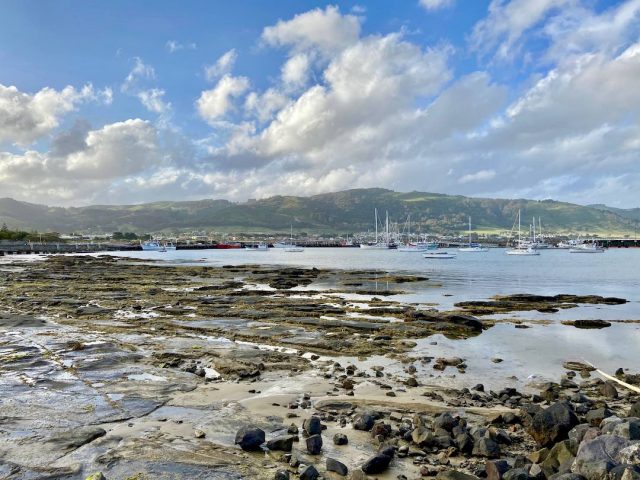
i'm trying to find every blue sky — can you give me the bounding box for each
[1,0,639,207]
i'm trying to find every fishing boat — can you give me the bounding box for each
[284,226,304,252]
[423,250,456,259]
[244,243,268,251]
[569,242,605,253]
[506,210,540,256]
[458,217,488,252]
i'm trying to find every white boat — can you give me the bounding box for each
[423,251,456,259]
[273,242,288,249]
[284,226,304,252]
[141,240,176,251]
[569,243,605,253]
[506,210,540,256]
[398,242,435,252]
[245,243,268,251]
[458,217,488,252]
[360,208,396,249]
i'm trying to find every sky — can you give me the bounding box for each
[1,0,639,208]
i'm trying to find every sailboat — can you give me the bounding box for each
[360,208,394,249]
[506,210,540,256]
[284,225,304,252]
[458,216,488,252]
[569,241,605,253]
[397,215,434,251]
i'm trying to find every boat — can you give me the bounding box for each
[423,251,456,259]
[506,210,540,256]
[360,208,396,249]
[245,243,268,251]
[284,226,304,252]
[141,240,176,251]
[273,242,289,249]
[569,242,605,253]
[458,217,488,252]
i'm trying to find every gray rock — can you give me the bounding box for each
[503,469,529,480]
[435,471,481,480]
[46,426,107,453]
[618,443,640,464]
[572,435,632,480]
[585,407,613,427]
[361,453,392,474]
[472,437,501,458]
[234,425,265,451]
[306,434,322,455]
[541,440,574,477]
[456,432,474,454]
[600,381,618,399]
[326,457,348,476]
[608,465,640,480]
[629,401,640,418]
[434,412,457,431]
[303,416,322,435]
[612,419,640,440]
[527,401,579,447]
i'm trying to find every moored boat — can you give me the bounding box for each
[423,251,456,259]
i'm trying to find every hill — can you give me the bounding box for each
[1,189,638,235]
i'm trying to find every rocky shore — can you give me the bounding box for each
[0,255,637,479]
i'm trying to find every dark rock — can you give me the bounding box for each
[527,401,579,447]
[46,426,107,453]
[371,421,392,439]
[472,437,501,458]
[326,458,348,476]
[266,435,296,452]
[503,469,529,480]
[361,453,392,474]
[412,427,435,448]
[540,440,574,477]
[303,416,322,435]
[629,401,640,418]
[456,432,474,454]
[485,459,509,480]
[435,471,481,480]
[568,320,611,329]
[333,433,348,445]
[234,425,265,451]
[599,381,618,399]
[299,464,319,480]
[353,411,376,431]
[609,465,640,480]
[585,407,613,427]
[274,470,290,480]
[435,412,457,431]
[306,434,322,455]
[612,419,640,440]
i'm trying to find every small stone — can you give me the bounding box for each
[361,453,392,474]
[234,425,265,451]
[194,428,205,438]
[303,416,322,435]
[299,464,319,480]
[274,470,290,480]
[267,435,296,452]
[333,433,348,445]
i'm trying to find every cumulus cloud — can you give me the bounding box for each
[204,49,238,81]
[121,57,156,93]
[419,0,455,11]
[0,83,109,145]
[281,53,311,87]
[137,89,171,114]
[196,75,250,123]
[261,5,361,56]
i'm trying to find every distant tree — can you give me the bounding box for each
[1,223,7,232]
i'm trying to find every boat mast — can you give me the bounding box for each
[468,216,472,246]
[375,208,378,244]
[518,209,521,246]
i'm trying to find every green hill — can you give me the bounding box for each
[0,189,637,235]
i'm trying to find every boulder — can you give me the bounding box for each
[303,416,322,435]
[585,407,613,427]
[629,401,640,418]
[266,435,296,452]
[274,470,290,480]
[503,469,529,480]
[435,412,457,431]
[299,465,319,480]
[540,440,574,477]
[572,435,631,480]
[608,465,640,480]
[599,381,618,399]
[361,453,392,474]
[527,401,579,447]
[306,434,322,455]
[326,458,348,476]
[353,411,377,431]
[435,471,481,480]
[472,437,501,458]
[234,425,265,451]
[612,419,640,440]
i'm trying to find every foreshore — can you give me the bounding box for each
[0,255,638,480]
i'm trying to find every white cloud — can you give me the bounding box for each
[137,89,171,114]
[0,83,107,145]
[244,89,290,123]
[166,40,197,53]
[121,57,156,93]
[196,75,250,123]
[204,49,238,81]
[459,169,496,184]
[262,5,361,56]
[281,53,311,87]
[419,0,455,11]
[471,0,572,61]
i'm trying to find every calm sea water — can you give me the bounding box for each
[105,247,640,389]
